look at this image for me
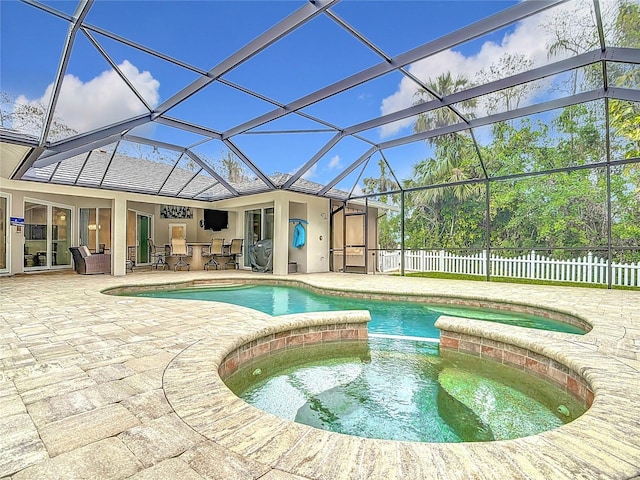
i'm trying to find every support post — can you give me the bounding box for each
[485,180,491,282]
[400,191,405,276]
[273,194,289,275]
[111,196,127,276]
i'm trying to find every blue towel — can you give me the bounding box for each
[293,223,306,248]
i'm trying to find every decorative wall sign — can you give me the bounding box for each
[161,205,193,219]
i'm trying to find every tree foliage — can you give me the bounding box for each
[217,150,253,184]
[0,92,77,141]
[361,0,640,257]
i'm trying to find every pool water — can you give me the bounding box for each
[225,338,586,442]
[130,283,587,441]
[132,284,585,337]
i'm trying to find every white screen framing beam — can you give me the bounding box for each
[319,89,611,197]
[282,132,344,189]
[151,0,338,120]
[223,0,567,138]
[344,48,633,137]
[10,0,639,205]
[116,134,241,197]
[39,0,94,147]
[24,115,150,171]
[222,139,276,190]
[183,150,239,197]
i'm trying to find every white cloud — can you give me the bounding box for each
[301,162,318,180]
[295,161,318,180]
[17,60,159,136]
[378,0,597,138]
[328,155,342,169]
[291,155,341,181]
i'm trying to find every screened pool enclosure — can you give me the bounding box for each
[1,0,638,286]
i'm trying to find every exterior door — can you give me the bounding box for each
[243,208,274,268]
[331,203,367,273]
[126,210,152,265]
[24,200,72,270]
[137,214,150,264]
[344,210,366,273]
[244,209,261,268]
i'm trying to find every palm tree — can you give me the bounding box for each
[411,72,479,191]
[409,73,482,244]
[410,72,481,194]
[412,72,476,141]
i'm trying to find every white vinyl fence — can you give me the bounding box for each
[378,250,640,287]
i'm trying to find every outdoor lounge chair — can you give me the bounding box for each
[69,246,111,275]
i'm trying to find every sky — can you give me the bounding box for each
[0,0,613,195]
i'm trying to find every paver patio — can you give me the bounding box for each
[1,270,639,479]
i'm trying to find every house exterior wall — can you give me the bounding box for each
[0,179,212,276]
[215,191,330,275]
[0,178,333,276]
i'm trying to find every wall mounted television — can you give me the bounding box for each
[203,209,228,231]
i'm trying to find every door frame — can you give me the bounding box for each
[330,201,369,273]
[127,209,154,266]
[243,207,274,269]
[0,192,10,274]
[79,207,112,253]
[23,197,74,271]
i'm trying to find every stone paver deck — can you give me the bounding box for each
[1,270,639,479]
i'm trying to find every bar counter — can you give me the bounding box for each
[164,242,211,271]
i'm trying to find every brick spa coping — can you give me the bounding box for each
[438,323,594,406]
[161,297,640,479]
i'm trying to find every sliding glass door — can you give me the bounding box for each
[79,208,111,253]
[0,194,8,273]
[243,207,274,268]
[24,200,72,270]
[244,209,261,268]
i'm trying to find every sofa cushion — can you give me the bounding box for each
[79,245,92,257]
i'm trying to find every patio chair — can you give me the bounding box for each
[227,238,243,269]
[203,238,225,270]
[126,245,136,272]
[69,246,111,275]
[148,237,168,270]
[170,237,190,271]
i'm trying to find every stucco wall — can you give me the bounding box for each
[215,191,330,275]
[1,179,332,275]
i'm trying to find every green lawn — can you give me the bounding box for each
[399,271,639,290]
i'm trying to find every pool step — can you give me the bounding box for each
[369,333,440,344]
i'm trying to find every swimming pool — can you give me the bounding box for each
[127,282,588,442]
[131,283,586,338]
